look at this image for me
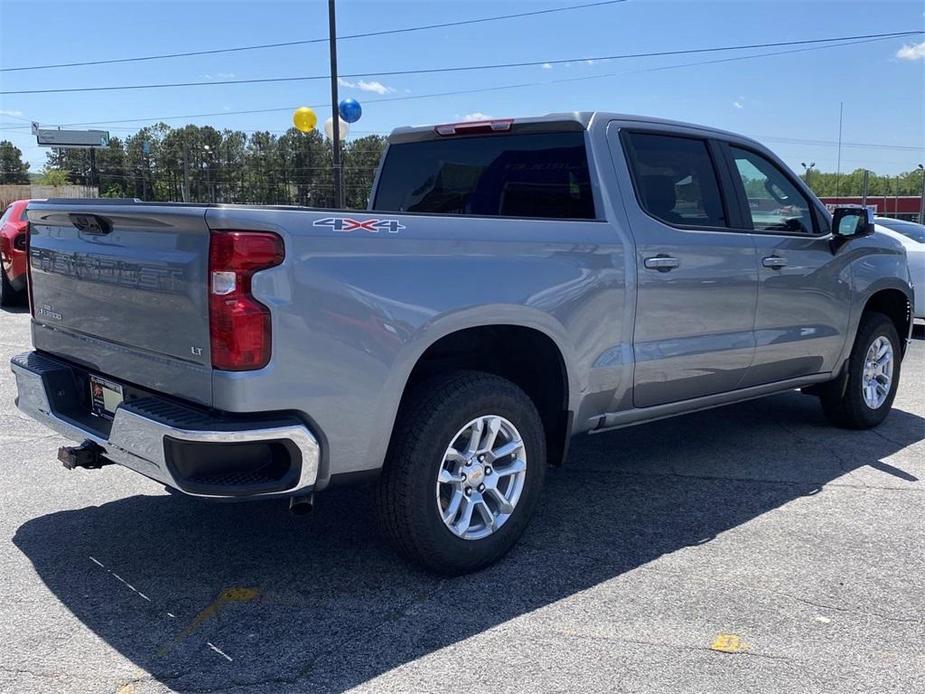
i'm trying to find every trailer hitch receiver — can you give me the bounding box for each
[58,440,109,470]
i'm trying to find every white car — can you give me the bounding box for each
[875,217,925,320]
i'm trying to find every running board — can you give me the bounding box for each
[590,373,833,434]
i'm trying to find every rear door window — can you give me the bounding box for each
[622,132,728,228]
[372,131,595,219]
[0,206,12,225]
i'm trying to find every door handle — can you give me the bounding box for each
[644,255,680,272]
[762,255,787,269]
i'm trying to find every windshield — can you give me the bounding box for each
[875,218,925,243]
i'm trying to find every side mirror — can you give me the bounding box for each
[832,206,874,239]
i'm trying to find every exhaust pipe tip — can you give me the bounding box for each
[289,493,314,516]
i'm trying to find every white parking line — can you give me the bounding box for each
[88,555,232,663]
[207,642,233,662]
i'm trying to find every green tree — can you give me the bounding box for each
[44,146,88,185]
[28,123,388,208]
[0,140,31,183]
[39,168,70,186]
[806,168,924,197]
[97,136,127,196]
[280,127,331,206]
[343,135,386,208]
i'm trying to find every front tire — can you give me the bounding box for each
[377,371,546,575]
[820,312,901,429]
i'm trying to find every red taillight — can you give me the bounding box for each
[208,230,284,371]
[434,119,514,136]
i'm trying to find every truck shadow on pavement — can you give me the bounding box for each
[13,391,924,692]
[0,304,29,315]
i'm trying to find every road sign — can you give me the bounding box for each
[36,128,109,148]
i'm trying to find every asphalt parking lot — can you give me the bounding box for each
[0,306,922,694]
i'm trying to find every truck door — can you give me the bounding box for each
[722,144,851,385]
[611,127,758,408]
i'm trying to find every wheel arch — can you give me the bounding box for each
[861,286,913,357]
[379,310,580,470]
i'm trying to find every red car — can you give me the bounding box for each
[0,199,36,307]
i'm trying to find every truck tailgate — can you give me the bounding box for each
[26,202,214,405]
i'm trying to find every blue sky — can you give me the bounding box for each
[1,0,923,175]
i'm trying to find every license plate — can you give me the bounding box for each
[90,375,124,419]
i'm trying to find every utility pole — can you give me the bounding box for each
[894,176,899,218]
[204,144,215,203]
[861,169,869,208]
[328,0,344,209]
[182,147,191,202]
[89,147,98,197]
[142,154,148,200]
[834,101,844,200]
[141,141,150,200]
[801,162,815,190]
[918,164,924,224]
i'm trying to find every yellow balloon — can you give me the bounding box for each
[292,107,317,133]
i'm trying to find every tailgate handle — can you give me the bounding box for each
[69,213,112,235]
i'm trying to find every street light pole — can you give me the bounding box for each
[328,0,344,209]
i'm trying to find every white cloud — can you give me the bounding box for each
[541,62,553,70]
[339,78,395,95]
[0,109,24,118]
[896,41,925,60]
[733,97,745,109]
[585,59,596,65]
[461,112,493,121]
[201,72,236,80]
[358,80,394,95]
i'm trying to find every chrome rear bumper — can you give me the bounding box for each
[11,351,320,499]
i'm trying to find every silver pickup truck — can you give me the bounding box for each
[12,113,914,574]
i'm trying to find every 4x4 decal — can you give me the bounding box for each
[313,217,405,234]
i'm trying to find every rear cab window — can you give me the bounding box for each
[621,131,728,229]
[372,130,596,219]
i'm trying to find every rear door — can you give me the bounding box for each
[26,202,214,404]
[612,126,758,407]
[721,144,851,385]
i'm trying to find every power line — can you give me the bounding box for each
[2,30,920,96]
[0,1,628,73]
[0,38,896,132]
[0,34,914,128]
[760,136,924,153]
[8,35,922,158]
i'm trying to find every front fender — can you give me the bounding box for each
[838,236,914,365]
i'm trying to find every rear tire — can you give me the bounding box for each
[0,268,25,308]
[820,312,901,429]
[377,371,546,575]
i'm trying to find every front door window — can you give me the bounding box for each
[731,147,814,234]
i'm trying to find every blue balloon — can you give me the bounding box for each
[338,98,362,124]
